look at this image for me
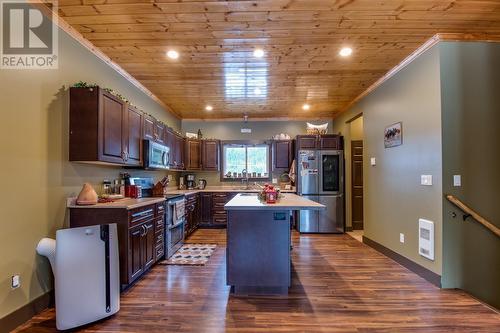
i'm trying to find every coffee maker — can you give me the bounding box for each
[185,174,196,189]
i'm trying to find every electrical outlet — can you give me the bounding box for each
[12,275,20,289]
[370,157,376,166]
[399,233,405,244]
[167,174,172,182]
[272,178,278,184]
[453,175,461,187]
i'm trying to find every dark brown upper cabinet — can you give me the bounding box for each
[175,134,185,169]
[202,139,220,171]
[320,136,343,150]
[296,135,343,150]
[124,105,143,166]
[143,115,155,141]
[154,121,166,145]
[166,128,185,170]
[165,128,176,167]
[185,139,201,170]
[296,135,318,150]
[69,87,142,166]
[273,140,294,170]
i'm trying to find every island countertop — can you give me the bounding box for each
[224,193,325,211]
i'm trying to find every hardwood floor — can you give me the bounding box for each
[13,229,499,333]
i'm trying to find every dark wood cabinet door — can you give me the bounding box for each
[297,135,318,149]
[320,136,340,150]
[273,140,293,170]
[165,129,176,167]
[154,122,166,144]
[202,140,219,171]
[175,135,185,169]
[100,92,125,163]
[186,139,201,170]
[200,193,212,225]
[143,221,156,269]
[143,115,155,141]
[129,225,144,283]
[125,105,143,166]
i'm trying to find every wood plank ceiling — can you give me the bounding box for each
[55,0,500,119]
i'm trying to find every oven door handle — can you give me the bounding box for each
[169,219,186,230]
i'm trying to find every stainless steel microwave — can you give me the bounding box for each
[143,140,170,170]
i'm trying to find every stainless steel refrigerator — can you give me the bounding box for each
[297,149,344,233]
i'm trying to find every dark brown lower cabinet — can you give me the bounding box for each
[69,202,165,290]
[200,193,212,225]
[129,224,145,282]
[185,193,200,237]
[199,192,237,228]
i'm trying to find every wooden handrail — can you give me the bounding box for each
[446,194,500,238]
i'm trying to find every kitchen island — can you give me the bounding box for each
[225,193,325,295]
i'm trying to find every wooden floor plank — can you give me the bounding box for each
[12,229,500,333]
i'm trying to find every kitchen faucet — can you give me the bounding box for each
[241,168,250,189]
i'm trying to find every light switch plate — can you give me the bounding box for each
[241,128,252,133]
[399,233,405,243]
[421,175,433,186]
[453,175,461,187]
[12,275,20,289]
[370,157,376,166]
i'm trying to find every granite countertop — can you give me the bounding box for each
[224,193,325,211]
[165,185,296,196]
[67,197,166,210]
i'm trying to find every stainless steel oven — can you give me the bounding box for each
[165,194,185,258]
[143,139,170,170]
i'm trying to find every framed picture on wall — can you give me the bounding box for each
[384,122,403,148]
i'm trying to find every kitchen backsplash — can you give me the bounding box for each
[179,170,291,187]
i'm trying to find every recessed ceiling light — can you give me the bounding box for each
[205,105,213,111]
[302,104,310,111]
[253,48,265,58]
[166,50,179,59]
[339,47,353,57]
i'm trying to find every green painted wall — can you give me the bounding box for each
[333,41,500,309]
[440,42,500,309]
[333,46,443,273]
[0,27,178,320]
[182,119,333,141]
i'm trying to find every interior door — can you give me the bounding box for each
[318,195,344,233]
[298,150,319,195]
[351,140,364,230]
[298,195,319,233]
[319,151,343,195]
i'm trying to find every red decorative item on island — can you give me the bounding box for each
[265,185,277,204]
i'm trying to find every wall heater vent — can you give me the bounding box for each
[418,218,434,261]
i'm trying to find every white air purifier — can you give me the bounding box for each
[37,224,120,330]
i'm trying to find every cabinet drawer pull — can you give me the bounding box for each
[132,209,154,219]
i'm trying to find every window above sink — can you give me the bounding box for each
[221,140,271,181]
